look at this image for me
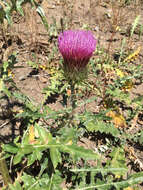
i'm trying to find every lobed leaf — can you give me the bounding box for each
[86,120,120,137]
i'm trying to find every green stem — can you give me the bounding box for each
[0,145,12,186]
[70,80,76,121]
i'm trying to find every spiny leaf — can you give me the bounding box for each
[3,144,19,154]
[13,152,24,165]
[47,170,63,190]
[107,147,127,175]
[71,167,127,174]
[60,144,99,160]
[27,149,43,166]
[38,159,48,178]
[35,123,52,144]
[9,181,22,190]
[50,147,62,169]
[75,171,143,190]
[85,120,120,137]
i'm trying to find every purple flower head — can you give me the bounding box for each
[58,30,97,71]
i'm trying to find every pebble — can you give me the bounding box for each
[105,9,112,19]
[94,26,99,32]
[19,75,27,81]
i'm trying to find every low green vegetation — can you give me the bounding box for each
[0,0,143,189]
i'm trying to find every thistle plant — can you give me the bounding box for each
[58,30,97,120]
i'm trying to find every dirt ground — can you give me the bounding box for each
[0,0,143,126]
[0,0,143,188]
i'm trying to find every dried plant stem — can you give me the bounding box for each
[107,31,116,54]
[107,1,121,54]
[0,145,12,186]
[100,57,107,103]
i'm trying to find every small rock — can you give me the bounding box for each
[94,26,99,32]
[105,9,112,19]
[19,75,26,81]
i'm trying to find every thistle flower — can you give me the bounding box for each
[58,30,97,73]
